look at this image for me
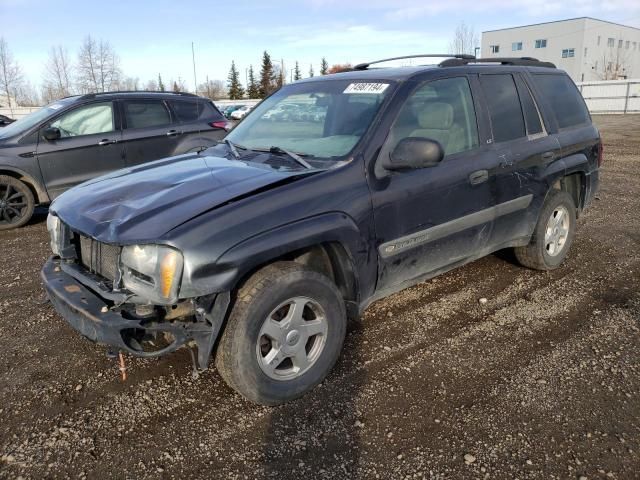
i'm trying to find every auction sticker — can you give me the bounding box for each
[344,83,389,94]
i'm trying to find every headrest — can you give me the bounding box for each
[416,102,453,130]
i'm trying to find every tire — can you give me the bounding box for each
[515,189,576,270]
[0,175,35,231]
[215,261,347,405]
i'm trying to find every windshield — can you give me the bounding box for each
[226,79,394,161]
[0,97,78,140]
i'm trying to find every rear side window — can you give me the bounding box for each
[518,83,543,135]
[124,100,172,129]
[531,74,590,129]
[479,74,525,143]
[170,100,222,122]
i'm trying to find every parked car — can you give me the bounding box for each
[230,105,252,120]
[0,114,15,127]
[43,55,601,406]
[223,105,244,118]
[0,91,229,229]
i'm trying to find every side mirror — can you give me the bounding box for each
[382,137,444,171]
[43,127,61,141]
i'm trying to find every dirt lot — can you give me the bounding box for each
[1,115,639,480]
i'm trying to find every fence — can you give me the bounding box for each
[576,79,640,114]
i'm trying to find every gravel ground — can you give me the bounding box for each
[0,115,638,480]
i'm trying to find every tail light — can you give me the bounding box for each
[210,120,230,131]
[597,139,604,167]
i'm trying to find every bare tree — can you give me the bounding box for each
[143,79,158,91]
[448,22,478,56]
[0,37,23,113]
[43,46,73,100]
[76,36,121,93]
[594,45,631,80]
[15,81,40,106]
[118,76,140,90]
[198,79,226,100]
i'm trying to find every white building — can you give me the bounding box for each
[481,17,640,82]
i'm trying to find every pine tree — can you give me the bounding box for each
[294,61,301,81]
[227,61,245,99]
[309,64,314,78]
[247,65,260,99]
[157,73,165,91]
[172,81,179,92]
[259,51,275,98]
[320,57,328,75]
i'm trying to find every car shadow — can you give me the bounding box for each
[28,206,49,226]
[261,319,365,478]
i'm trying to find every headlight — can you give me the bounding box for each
[46,213,62,256]
[120,245,184,304]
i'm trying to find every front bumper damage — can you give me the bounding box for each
[41,257,229,369]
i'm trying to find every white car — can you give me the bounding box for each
[230,105,252,120]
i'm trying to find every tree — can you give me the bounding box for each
[0,37,23,113]
[172,81,179,92]
[227,61,245,100]
[259,51,277,98]
[595,46,631,80]
[448,22,478,56]
[246,65,260,99]
[43,46,73,100]
[294,61,301,81]
[76,35,121,93]
[198,79,226,100]
[320,57,329,75]
[158,73,165,91]
[309,64,314,78]
[328,63,352,74]
[16,81,40,107]
[144,79,158,91]
[118,76,140,91]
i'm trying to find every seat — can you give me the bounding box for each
[409,102,454,152]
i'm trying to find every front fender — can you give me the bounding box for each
[182,212,370,297]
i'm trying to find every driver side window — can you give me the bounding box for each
[383,77,479,160]
[50,102,114,138]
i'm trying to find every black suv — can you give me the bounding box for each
[42,55,601,405]
[0,91,228,229]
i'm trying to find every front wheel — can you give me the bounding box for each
[0,176,35,231]
[515,189,576,270]
[215,262,347,405]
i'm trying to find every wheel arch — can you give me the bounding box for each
[0,166,49,204]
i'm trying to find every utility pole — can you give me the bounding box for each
[191,42,198,94]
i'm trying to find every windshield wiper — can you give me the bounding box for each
[224,139,241,159]
[267,146,313,170]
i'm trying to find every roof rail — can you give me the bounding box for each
[78,90,198,100]
[439,57,556,68]
[354,54,475,70]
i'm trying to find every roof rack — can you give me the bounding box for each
[354,54,475,70]
[439,56,556,68]
[78,90,198,100]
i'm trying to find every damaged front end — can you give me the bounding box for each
[41,215,230,370]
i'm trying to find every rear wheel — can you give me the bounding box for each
[0,176,35,231]
[215,261,347,405]
[515,189,576,270]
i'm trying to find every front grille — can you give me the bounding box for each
[78,236,121,281]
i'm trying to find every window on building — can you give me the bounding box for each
[597,36,601,46]
[535,39,547,48]
[626,41,630,49]
[512,42,523,51]
[618,39,623,48]
[562,48,575,58]
[532,74,589,129]
[490,45,500,54]
[584,47,588,57]
[608,38,615,47]
[634,42,637,51]
[479,74,526,143]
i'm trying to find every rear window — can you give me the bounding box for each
[531,74,590,129]
[480,74,526,143]
[170,100,222,122]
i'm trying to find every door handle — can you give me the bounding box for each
[166,130,180,137]
[542,151,555,161]
[97,139,117,146]
[469,170,489,185]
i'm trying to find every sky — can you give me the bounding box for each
[2,0,640,92]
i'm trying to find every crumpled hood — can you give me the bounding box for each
[51,154,301,244]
